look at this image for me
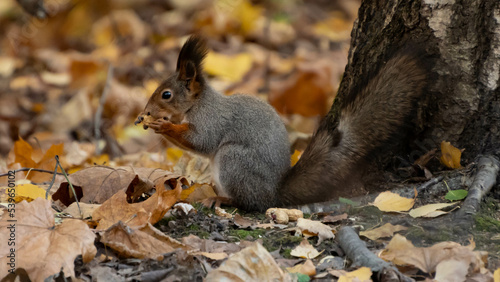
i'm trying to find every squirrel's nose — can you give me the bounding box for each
[134,116,144,125]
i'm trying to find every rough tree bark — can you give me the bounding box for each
[331,0,500,166]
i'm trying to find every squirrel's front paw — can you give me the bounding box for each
[148,118,172,134]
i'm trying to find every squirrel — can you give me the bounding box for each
[135,35,429,212]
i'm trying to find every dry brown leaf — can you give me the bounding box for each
[297,218,335,244]
[286,259,316,276]
[290,239,322,259]
[269,52,346,117]
[234,213,255,229]
[63,202,100,219]
[100,221,190,260]
[322,213,348,223]
[269,66,332,117]
[380,234,487,277]
[0,198,96,280]
[440,141,463,169]
[359,223,408,241]
[205,242,290,281]
[372,191,416,212]
[181,234,245,255]
[53,166,179,206]
[192,251,228,260]
[93,175,183,229]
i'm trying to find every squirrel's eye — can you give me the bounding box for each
[161,91,172,100]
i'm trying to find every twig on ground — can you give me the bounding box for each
[337,226,413,282]
[0,168,65,178]
[94,65,114,155]
[416,175,444,192]
[456,155,499,218]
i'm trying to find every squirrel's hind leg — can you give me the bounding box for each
[215,146,279,212]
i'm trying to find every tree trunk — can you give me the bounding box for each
[330,0,500,166]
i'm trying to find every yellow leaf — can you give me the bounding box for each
[13,183,50,202]
[290,239,322,259]
[372,191,415,212]
[313,15,353,42]
[440,141,463,169]
[89,154,109,166]
[409,203,457,218]
[291,150,302,166]
[204,52,253,82]
[286,259,316,276]
[232,0,263,34]
[166,147,184,164]
[338,267,372,282]
[494,268,500,282]
[360,223,408,240]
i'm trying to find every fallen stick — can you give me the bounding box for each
[337,226,413,282]
[456,155,499,217]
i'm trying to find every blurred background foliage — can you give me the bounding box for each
[0,0,359,173]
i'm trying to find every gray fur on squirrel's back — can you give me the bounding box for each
[185,87,290,210]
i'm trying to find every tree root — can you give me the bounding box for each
[455,155,499,218]
[337,226,414,282]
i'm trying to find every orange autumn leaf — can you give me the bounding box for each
[92,175,183,230]
[8,138,64,183]
[440,141,463,169]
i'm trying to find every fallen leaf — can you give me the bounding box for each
[322,213,348,223]
[313,15,353,42]
[192,251,228,260]
[359,223,407,241]
[286,259,316,276]
[372,191,415,212]
[52,166,178,206]
[445,189,468,201]
[7,138,64,183]
[205,242,289,281]
[93,175,183,229]
[409,202,457,218]
[100,222,190,260]
[234,213,255,229]
[204,51,253,82]
[440,141,463,169]
[290,239,322,259]
[380,234,487,277]
[0,198,96,280]
[338,267,372,282]
[296,218,335,244]
[63,202,100,219]
[181,234,247,256]
[12,183,50,202]
[181,183,217,202]
[40,71,71,86]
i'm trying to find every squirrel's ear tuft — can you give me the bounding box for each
[176,35,208,75]
[177,35,208,94]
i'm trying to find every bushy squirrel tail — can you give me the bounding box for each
[278,51,430,206]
